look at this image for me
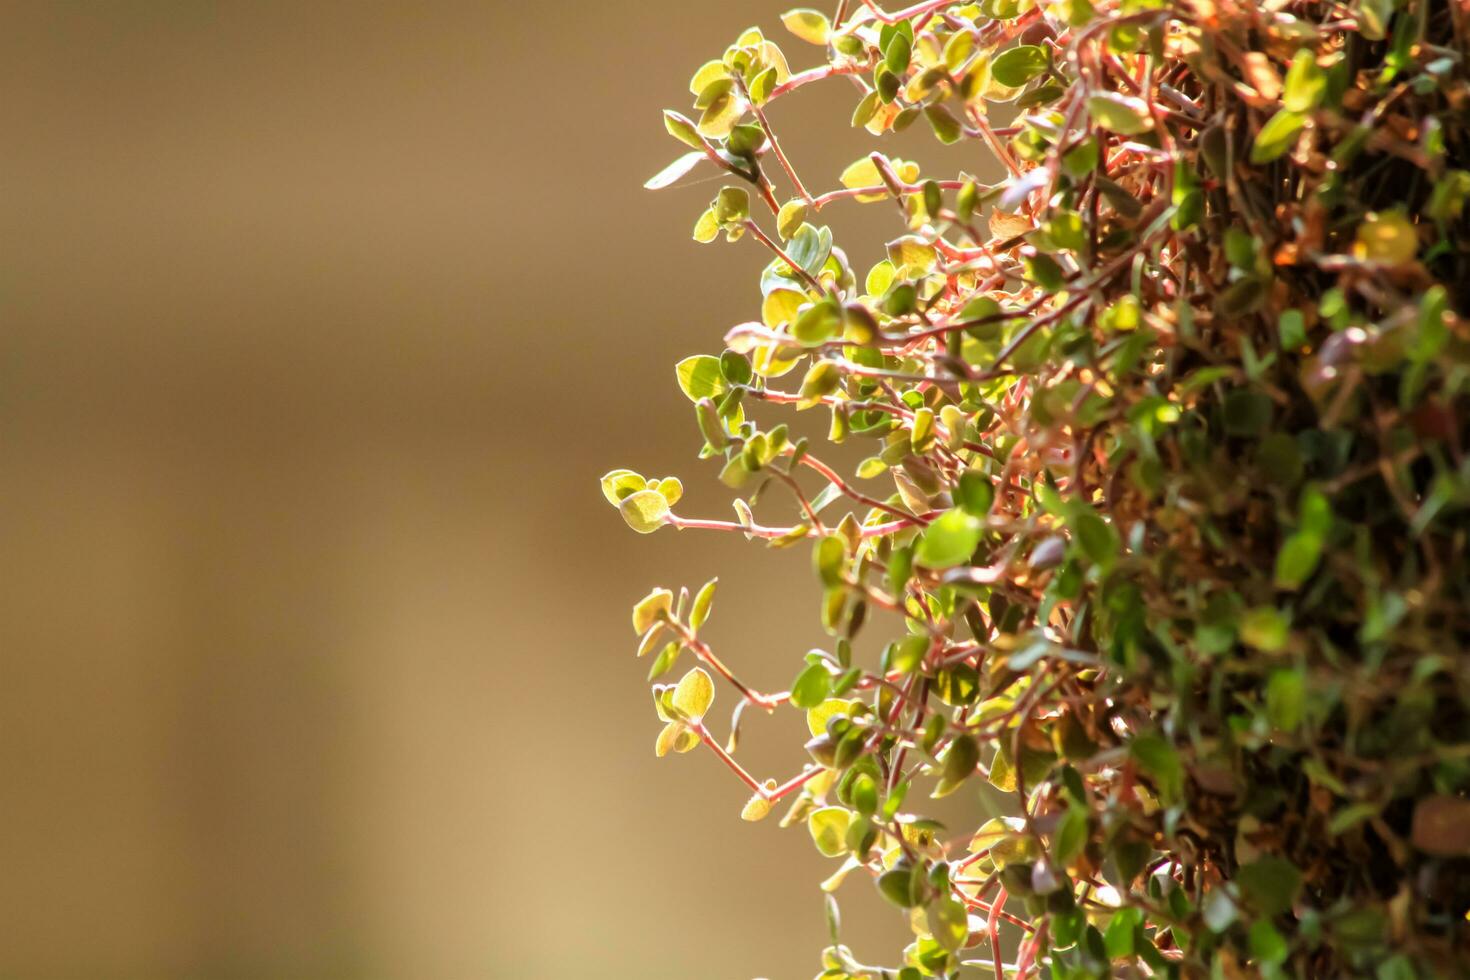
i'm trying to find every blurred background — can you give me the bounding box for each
[0,3,983,977]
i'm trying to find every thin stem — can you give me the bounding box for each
[692,721,823,801]
[790,449,915,521]
[742,219,826,292]
[810,178,980,210]
[669,620,782,711]
[856,0,958,25]
[668,510,935,539]
[768,62,870,102]
[738,76,813,205]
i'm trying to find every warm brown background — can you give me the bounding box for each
[0,3,983,978]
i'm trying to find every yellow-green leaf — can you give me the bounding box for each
[1250,108,1306,164]
[676,354,728,401]
[631,587,673,634]
[762,288,806,327]
[672,666,715,718]
[620,489,671,534]
[806,698,854,737]
[886,236,938,276]
[1355,211,1418,265]
[741,794,774,821]
[688,60,730,95]
[840,157,890,203]
[1282,49,1325,112]
[1087,92,1154,135]
[600,469,646,505]
[777,199,809,240]
[781,8,830,44]
[651,476,683,506]
[990,44,1049,87]
[808,806,852,857]
[690,577,717,630]
[655,720,687,757]
[663,110,704,149]
[693,207,720,243]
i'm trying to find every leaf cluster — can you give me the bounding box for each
[608,0,1470,976]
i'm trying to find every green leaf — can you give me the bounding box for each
[1104,907,1142,959]
[1356,210,1418,265]
[814,534,846,587]
[887,544,914,597]
[1275,531,1323,590]
[692,207,720,243]
[877,866,923,907]
[688,60,729,95]
[632,588,673,634]
[619,489,671,534]
[740,794,773,822]
[807,698,853,737]
[777,199,808,240]
[1046,208,1087,252]
[676,355,727,401]
[924,104,963,144]
[889,635,927,674]
[884,32,912,73]
[1073,510,1119,571]
[1086,92,1153,135]
[1241,607,1289,653]
[1282,49,1325,112]
[690,578,717,630]
[647,641,680,680]
[793,300,842,345]
[671,666,715,719]
[799,361,842,407]
[910,407,936,453]
[988,739,1016,791]
[886,236,937,276]
[915,509,984,569]
[715,186,750,223]
[991,45,1049,87]
[781,8,831,44]
[1250,108,1307,163]
[1266,668,1305,732]
[929,897,970,952]
[652,477,682,506]
[1376,955,1418,980]
[933,734,979,797]
[1052,805,1089,867]
[787,223,834,274]
[791,662,833,709]
[809,806,852,857]
[654,719,689,757]
[719,350,753,387]
[1130,733,1183,804]
[1237,856,1302,916]
[726,122,767,158]
[1249,920,1289,965]
[663,110,704,149]
[600,469,646,505]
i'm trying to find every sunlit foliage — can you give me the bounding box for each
[606,0,1470,975]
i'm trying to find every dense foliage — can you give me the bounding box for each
[604,0,1470,975]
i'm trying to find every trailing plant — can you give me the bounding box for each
[604,0,1470,975]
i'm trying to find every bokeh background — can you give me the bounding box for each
[0,3,986,977]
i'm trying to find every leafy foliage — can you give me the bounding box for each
[608,0,1470,975]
